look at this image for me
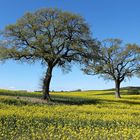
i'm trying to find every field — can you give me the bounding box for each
[0,89,140,140]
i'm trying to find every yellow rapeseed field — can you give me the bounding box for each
[0,89,140,140]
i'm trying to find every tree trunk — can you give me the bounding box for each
[115,80,121,98]
[43,66,53,100]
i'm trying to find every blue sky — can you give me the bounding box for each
[0,0,140,91]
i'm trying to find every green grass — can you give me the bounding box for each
[0,88,140,139]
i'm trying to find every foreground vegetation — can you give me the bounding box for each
[0,88,140,140]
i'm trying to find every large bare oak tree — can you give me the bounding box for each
[0,8,98,100]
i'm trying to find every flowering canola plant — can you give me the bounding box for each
[0,89,140,140]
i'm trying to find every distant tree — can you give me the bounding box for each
[0,8,98,100]
[82,39,140,98]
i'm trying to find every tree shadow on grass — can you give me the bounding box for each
[124,90,140,95]
[93,92,114,96]
[117,100,140,105]
[124,96,140,101]
[51,97,140,106]
[51,95,100,105]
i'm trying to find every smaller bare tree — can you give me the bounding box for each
[83,39,140,98]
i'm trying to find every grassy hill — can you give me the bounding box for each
[0,88,140,139]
